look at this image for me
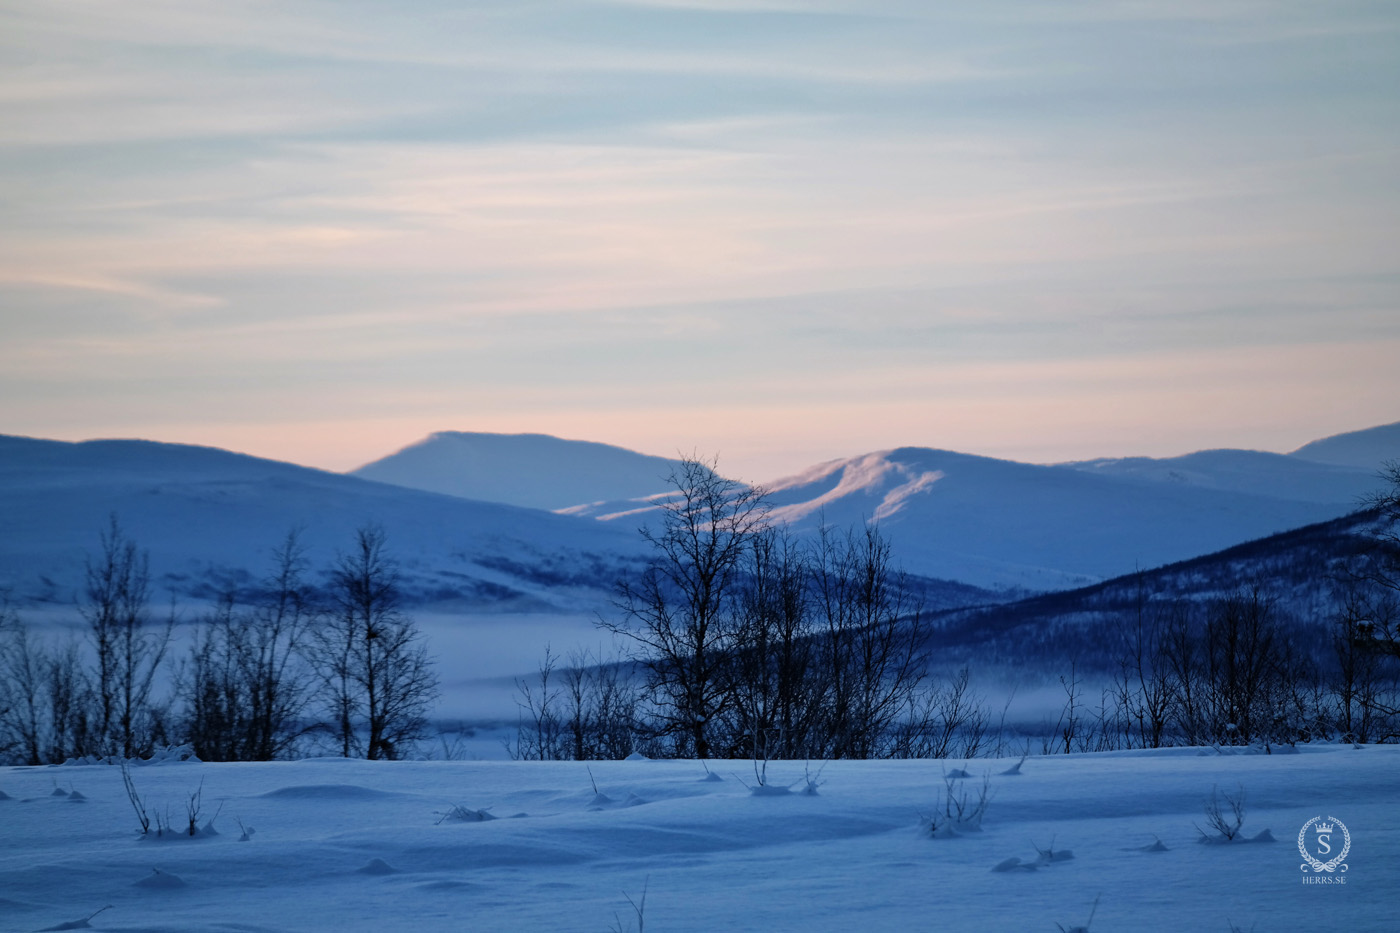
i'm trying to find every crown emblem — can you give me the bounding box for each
[1314,822,1335,833]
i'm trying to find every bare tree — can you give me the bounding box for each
[604,456,768,758]
[184,531,317,760]
[513,646,566,760]
[1049,662,1085,754]
[1331,583,1399,740]
[890,668,987,760]
[515,646,639,761]
[561,648,638,760]
[0,597,40,763]
[250,538,309,753]
[46,639,96,761]
[1200,589,1289,745]
[1156,587,1306,746]
[185,594,246,761]
[314,526,438,760]
[725,526,822,760]
[1111,584,1176,749]
[81,517,172,758]
[810,524,930,758]
[1161,603,1208,744]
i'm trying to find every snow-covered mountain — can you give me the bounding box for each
[557,439,1387,590]
[0,435,646,610]
[351,432,681,511]
[757,447,1372,590]
[1289,420,1400,470]
[1057,448,1378,505]
[3,422,1394,608]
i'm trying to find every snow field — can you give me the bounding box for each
[0,745,1394,932]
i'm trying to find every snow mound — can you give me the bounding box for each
[749,784,795,797]
[357,858,399,876]
[998,758,1027,776]
[1197,828,1276,845]
[261,784,399,800]
[436,805,496,823]
[991,857,1034,872]
[993,842,1074,870]
[1128,837,1169,852]
[138,824,219,842]
[38,907,112,932]
[134,868,187,889]
[417,880,479,892]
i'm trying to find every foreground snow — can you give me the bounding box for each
[1,745,1392,932]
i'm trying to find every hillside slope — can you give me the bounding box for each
[0,435,645,610]
[928,507,1392,672]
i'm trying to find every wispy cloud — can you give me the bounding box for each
[1,0,1396,477]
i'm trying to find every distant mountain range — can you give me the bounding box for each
[456,423,1396,590]
[1,422,1395,607]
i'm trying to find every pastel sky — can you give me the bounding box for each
[3,0,1398,482]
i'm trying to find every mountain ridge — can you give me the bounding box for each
[1289,420,1400,470]
[2,420,1395,604]
[755,444,1366,590]
[351,431,683,511]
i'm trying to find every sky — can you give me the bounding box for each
[2,0,1398,483]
